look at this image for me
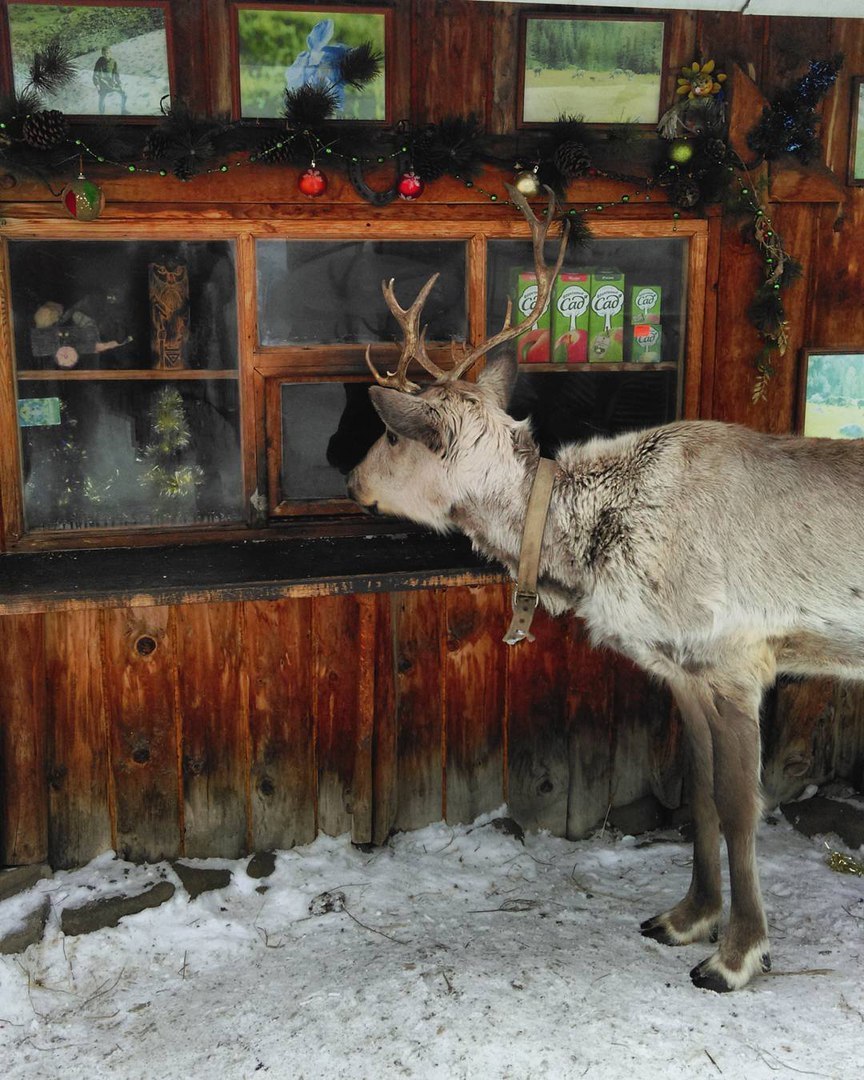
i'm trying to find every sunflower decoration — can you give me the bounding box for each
[677,60,726,100]
[658,58,728,139]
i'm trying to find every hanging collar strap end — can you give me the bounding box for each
[502,457,557,646]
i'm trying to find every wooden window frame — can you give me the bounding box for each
[0,211,709,550]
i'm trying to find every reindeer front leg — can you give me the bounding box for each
[641,679,723,947]
[690,686,770,992]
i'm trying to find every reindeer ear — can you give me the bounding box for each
[368,387,441,449]
[477,352,518,408]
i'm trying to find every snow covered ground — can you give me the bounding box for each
[1,808,862,1080]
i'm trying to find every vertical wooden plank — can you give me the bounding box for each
[175,601,248,859]
[313,593,374,841]
[566,621,615,839]
[101,606,181,862]
[392,589,445,832]
[609,656,680,817]
[0,613,47,864]
[168,0,209,113]
[412,0,489,124]
[45,610,112,869]
[763,17,832,101]
[697,12,767,84]
[444,583,508,825]
[246,598,316,851]
[489,2,518,134]
[833,685,864,793]
[763,677,837,806]
[507,607,570,835]
[350,594,377,845]
[372,594,397,845]
[0,239,24,547]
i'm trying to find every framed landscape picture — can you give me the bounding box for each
[849,77,864,186]
[232,4,389,121]
[5,0,173,118]
[799,349,864,439]
[519,13,666,127]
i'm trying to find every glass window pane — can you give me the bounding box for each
[281,383,383,501]
[18,380,243,530]
[510,369,678,457]
[8,240,238,372]
[257,240,466,345]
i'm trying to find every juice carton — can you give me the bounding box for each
[512,270,551,363]
[630,285,662,325]
[588,270,625,362]
[632,323,662,363]
[552,272,591,364]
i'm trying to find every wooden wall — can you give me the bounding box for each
[2,4,864,866]
[0,589,681,869]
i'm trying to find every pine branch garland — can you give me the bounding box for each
[26,38,77,96]
[338,43,384,91]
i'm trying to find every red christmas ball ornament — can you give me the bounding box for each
[397,169,424,201]
[298,164,327,198]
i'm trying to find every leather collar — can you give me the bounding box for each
[502,457,557,645]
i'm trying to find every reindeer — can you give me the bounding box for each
[347,187,864,992]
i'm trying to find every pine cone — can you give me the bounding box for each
[553,140,591,179]
[142,130,169,160]
[670,179,701,209]
[173,157,196,182]
[21,109,68,149]
[703,138,730,165]
[410,132,449,182]
[257,136,294,165]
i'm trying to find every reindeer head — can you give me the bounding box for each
[346,186,568,531]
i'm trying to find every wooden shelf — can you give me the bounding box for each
[519,362,677,373]
[16,368,239,381]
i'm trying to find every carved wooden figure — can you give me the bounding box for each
[149,261,190,369]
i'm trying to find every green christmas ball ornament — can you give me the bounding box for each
[61,174,105,221]
[668,139,695,165]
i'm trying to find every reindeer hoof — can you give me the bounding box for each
[640,913,719,947]
[690,961,735,993]
[689,947,771,992]
[640,917,679,946]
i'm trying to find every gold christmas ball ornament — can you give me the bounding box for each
[60,174,105,221]
[513,168,541,198]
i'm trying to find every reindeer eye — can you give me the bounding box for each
[386,430,399,447]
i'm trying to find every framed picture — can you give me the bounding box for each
[799,349,864,439]
[4,0,173,118]
[848,77,864,186]
[518,13,667,127]
[232,4,389,122]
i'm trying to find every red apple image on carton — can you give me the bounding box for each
[553,272,590,363]
[512,271,551,363]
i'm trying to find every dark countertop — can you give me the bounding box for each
[0,531,503,613]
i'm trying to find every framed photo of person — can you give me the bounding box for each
[4,0,174,118]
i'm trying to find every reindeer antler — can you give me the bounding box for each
[365,272,448,392]
[365,184,570,393]
[447,185,569,381]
